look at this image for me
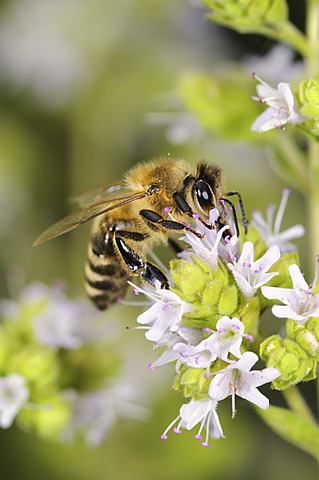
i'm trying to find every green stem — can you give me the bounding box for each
[283,386,317,425]
[305,6,319,473]
[306,1,319,263]
[237,21,308,58]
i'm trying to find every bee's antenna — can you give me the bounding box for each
[224,191,248,235]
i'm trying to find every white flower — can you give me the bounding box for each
[210,316,246,360]
[33,295,101,349]
[149,326,204,370]
[174,316,247,370]
[179,208,229,268]
[161,398,224,447]
[0,374,29,428]
[262,263,319,324]
[62,384,148,446]
[227,241,281,299]
[252,189,305,253]
[251,74,304,133]
[208,352,280,417]
[244,45,303,85]
[131,282,194,342]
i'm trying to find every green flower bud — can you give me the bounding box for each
[201,279,224,307]
[240,297,260,341]
[298,77,319,120]
[261,338,316,390]
[6,345,59,391]
[174,360,226,398]
[171,256,213,303]
[218,285,238,316]
[297,76,319,138]
[173,365,206,398]
[287,319,319,358]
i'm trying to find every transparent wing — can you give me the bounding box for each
[33,191,148,246]
[69,182,129,208]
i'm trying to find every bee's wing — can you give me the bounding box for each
[33,191,148,246]
[69,182,129,208]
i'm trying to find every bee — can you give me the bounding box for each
[34,156,246,310]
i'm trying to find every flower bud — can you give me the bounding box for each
[218,285,238,316]
[298,77,319,120]
[174,360,226,398]
[286,318,319,358]
[170,257,213,302]
[260,337,316,389]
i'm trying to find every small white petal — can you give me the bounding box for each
[288,264,309,290]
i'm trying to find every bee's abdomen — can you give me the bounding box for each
[85,230,130,310]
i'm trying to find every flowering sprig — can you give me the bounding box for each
[127,203,311,446]
[0,282,146,443]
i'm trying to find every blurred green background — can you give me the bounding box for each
[0,0,316,478]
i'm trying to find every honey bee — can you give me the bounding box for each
[34,156,246,310]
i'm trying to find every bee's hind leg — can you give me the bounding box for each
[114,231,169,289]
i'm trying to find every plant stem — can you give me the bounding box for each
[305,5,319,470]
[283,386,317,425]
[306,1,319,266]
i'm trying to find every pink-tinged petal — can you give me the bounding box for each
[288,264,308,290]
[255,245,281,271]
[238,241,254,265]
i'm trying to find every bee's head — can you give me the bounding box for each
[184,162,224,217]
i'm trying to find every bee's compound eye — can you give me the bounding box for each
[194,182,213,210]
[148,184,161,195]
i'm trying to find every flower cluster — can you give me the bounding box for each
[129,192,318,446]
[0,282,147,445]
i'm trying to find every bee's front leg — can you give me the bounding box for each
[139,209,203,238]
[114,230,169,289]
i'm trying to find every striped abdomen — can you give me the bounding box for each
[85,217,130,310]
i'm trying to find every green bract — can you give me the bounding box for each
[297,76,319,137]
[202,0,287,28]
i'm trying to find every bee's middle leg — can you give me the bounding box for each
[114,230,169,289]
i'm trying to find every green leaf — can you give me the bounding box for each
[257,405,319,460]
[177,72,261,142]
